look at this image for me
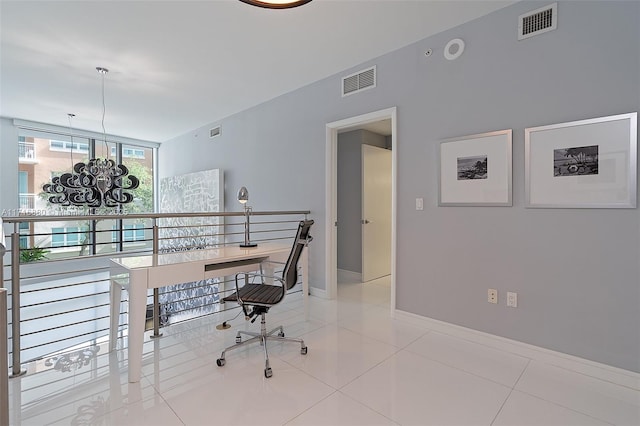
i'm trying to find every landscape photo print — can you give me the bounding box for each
[553,145,598,177]
[457,155,488,180]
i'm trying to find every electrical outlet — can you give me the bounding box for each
[416,198,424,210]
[507,292,518,308]
[488,289,498,304]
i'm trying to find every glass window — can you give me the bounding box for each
[19,222,30,249]
[51,226,88,247]
[18,130,155,256]
[49,140,89,152]
[111,147,145,158]
[50,140,64,150]
[121,145,154,214]
[112,224,146,242]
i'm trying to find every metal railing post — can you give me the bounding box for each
[1,219,9,426]
[1,288,9,426]
[150,219,162,338]
[10,225,25,378]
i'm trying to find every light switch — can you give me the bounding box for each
[416,198,424,210]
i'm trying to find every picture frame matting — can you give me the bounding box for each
[525,112,637,208]
[438,129,512,206]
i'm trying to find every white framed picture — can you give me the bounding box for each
[525,112,637,208]
[439,129,512,206]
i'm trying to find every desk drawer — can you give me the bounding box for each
[204,257,267,279]
[148,264,204,287]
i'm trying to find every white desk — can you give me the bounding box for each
[109,242,307,383]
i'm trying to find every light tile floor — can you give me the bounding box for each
[7,276,640,425]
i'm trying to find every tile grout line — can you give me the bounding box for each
[400,335,525,390]
[489,358,532,426]
[396,312,640,391]
[513,388,618,426]
[279,390,339,425]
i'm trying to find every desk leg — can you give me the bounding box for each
[302,248,309,320]
[109,281,123,352]
[127,273,148,383]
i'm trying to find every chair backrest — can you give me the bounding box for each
[282,220,314,291]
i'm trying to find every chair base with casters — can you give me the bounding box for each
[216,220,313,378]
[216,307,307,378]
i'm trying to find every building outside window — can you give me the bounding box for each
[112,223,146,243]
[49,140,89,153]
[111,146,145,158]
[51,226,89,248]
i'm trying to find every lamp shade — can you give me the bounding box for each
[237,187,249,204]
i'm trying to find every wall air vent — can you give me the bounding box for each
[342,66,376,97]
[209,126,221,138]
[518,2,557,41]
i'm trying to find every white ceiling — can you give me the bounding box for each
[0,0,514,142]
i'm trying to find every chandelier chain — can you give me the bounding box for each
[41,66,140,209]
[68,113,75,168]
[99,69,109,159]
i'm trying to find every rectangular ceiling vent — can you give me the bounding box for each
[342,66,376,97]
[209,125,221,138]
[518,2,557,41]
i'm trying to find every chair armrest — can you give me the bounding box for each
[233,273,285,306]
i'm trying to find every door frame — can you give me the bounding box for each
[325,107,397,310]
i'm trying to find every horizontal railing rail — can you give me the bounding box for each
[2,210,308,222]
[1,210,309,378]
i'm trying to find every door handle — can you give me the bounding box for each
[362,219,371,224]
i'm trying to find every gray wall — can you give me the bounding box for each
[159,1,640,372]
[337,129,387,274]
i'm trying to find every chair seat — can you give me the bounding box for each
[223,284,283,305]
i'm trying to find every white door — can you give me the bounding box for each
[362,144,392,282]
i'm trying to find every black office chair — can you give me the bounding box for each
[216,219,313,378]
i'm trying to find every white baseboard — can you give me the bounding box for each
[309,286,328,299]
[337,269,362,283]
[394,309,640,391]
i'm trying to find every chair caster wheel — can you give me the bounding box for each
[216,358,225,367]
[301,346,308,355]
[278,331,285,338]
[264,367,273,378]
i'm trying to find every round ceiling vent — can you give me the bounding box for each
[444,38,465,61]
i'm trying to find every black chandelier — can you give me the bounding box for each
[42,67,139,208]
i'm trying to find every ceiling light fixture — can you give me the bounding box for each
[42,67,139,209]
[239,0,312,9]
